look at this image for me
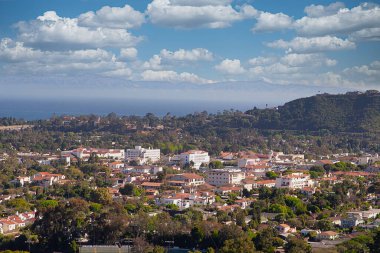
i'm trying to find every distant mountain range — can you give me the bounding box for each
[246,90,380,133]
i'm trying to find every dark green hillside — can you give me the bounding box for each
[247,90,380,132]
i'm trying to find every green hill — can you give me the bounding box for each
[246,90,380,133]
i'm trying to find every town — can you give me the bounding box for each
[0,142,379,253]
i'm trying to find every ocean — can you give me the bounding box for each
[0,97,258,120]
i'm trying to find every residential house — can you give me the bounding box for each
[276,224,296,233]
[253,180,276,189]
[341,212,364,228]
[167,173,205,186]
[31,172,65,187]
[141,182,162,190]
[275,173,313,189]
[318,231,339,241]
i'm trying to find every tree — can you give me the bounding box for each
[254,228,282,253]
[191,225,205,245]
[206,248,215,253]
[266,171,278,179]
[90,188,112,205]
[217,225,244,248]
[235,210,246,227]
[6,198,31,212]
[89,205,128,244]
[32,198,90,252]
[285,237,312,253]
[315,219,333,231]
[220,236,256,253]
[209,161,224,169]
[250,204,261,225]
[119,183,135,196]
[337,233,374,253]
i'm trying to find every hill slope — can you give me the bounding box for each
[246,90,380,132]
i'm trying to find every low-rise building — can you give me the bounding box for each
[206,169,245,186]
[253,180,276,188]
[31,172,65,187]
[167,173,205,186]
[318,231,339,241]
[180,150,210,169]
[275,173,313,189]
[276,224,296,234]
[126,146,160,164]
[341,212,364,228]
[141,182,162,190]
[62,148,125,160]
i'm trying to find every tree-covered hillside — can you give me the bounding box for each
[246,90,380,133]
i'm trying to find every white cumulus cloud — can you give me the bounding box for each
[294,3,380,37]
[146,0,253,29]
[15,11,142,50]
[119,48,138,60]
[78,4,145,29]
[159,48,213,62]
[304,2,345,18]
[0,38,133,77]
[141,70,212,83]
[267,36,355,53]
[252,12,293,32]
[215,59,245,75]
[349,27,380,41]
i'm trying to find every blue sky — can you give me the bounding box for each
[0,0,379,104]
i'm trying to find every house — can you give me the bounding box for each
[0,219,16,234]
[329,216,342,226]
[300,187,316,197]
[243,165,271,177]
[11,176,31,187]
[235,198,254,209]
[108,161,125,169]
[238,157,261,168]
[341,212,364,228]
[362,209,380,219]
[276,224,296,233]
[275,173,313,189]
[167,173,205,186]
[141,182,162,190]
[219,152,236,160]
[7,215,25,228]
[0,210,36,234]
[318,231,339,241]
[253,180,276,188]
[216,186,242,195]
[31,172,65,187]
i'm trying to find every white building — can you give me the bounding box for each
[206,169,245,186]
[238,158,260,168]
[275,173,313,189]
[126,146,160,164]
[180,150,210,169]
[167,173,205,186]
[358,154,380,165]
[317,231,339,241]
[62,148,125,160]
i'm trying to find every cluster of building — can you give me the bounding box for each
[0,211,36,234]
[11,172,66,187]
